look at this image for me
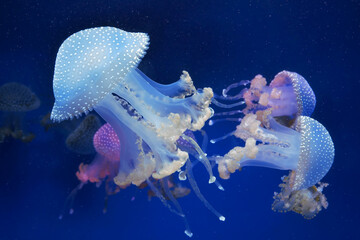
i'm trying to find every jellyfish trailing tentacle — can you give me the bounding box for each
[181,134,216,184]
[160,178,193,238]
[186,160,225,221]
[176,130,225,191]
[146,179,183,217]
[58,182,85,220]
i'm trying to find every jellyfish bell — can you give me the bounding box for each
[93,123,121,161]
[216,114,334,191]
[0,82,40,112]
[269,71,316,118]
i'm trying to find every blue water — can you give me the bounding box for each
[0,1,358,239]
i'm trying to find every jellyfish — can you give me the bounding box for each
[210,71,316,128]
[76,123,121,185]
[214,113,334,192]
[65,114,102,155]
[60,123,123,218]
[0,82,40,143]
[51,27,222,237]
[272,172,329,219]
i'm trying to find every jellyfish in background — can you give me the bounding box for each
[0,82,40,143]
[60,123,124,218]
[51,26,223,237]
[76,123,122,191]
[65,114,102,155]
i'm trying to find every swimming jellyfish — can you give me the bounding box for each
[0,82,40,143]
[65,114,102,155]
[51,27,221,237]
[214,113,334,191]
[210,71,316,128]
[60,123,123,218]
[76,123,121,186]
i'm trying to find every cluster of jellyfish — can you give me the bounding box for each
[50,27,335,237]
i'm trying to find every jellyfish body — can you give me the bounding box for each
[216,113,334,191]
[0,82,40,143]
[0,82,40,112]
[76,123,121,191]
[76,123,119,182]
[211,71,316,128]
[65,114,102,155]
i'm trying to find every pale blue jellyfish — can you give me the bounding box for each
[215,113,334,191]
[210,71,316,128]
[50,27,222,237]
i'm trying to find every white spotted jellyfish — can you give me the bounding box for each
[51,27,224,237]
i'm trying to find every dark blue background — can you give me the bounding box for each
[1,0,359,239]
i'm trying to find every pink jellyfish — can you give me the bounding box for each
[76,123,124,192]
[60,123,124,219]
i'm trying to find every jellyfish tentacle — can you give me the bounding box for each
[209,118,242,126]
[222,80,251,98]
[181,134,216,184]
[146,179,183,217]
[213,110,242,117]
[58,183,84,220]
[211,98,245,108]
[210,131,235,144]
[160,178,193,238]
[135,69,195,99]
[186,161,225,221]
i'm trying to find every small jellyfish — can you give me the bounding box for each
[0,82,40,143]
[214,113,334,191]
[0,82,40,112]
[272,171,329,219]
[76,123,121,186]
[210,71,315,128]
[65,114,102,155]
[60,123,123,218]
